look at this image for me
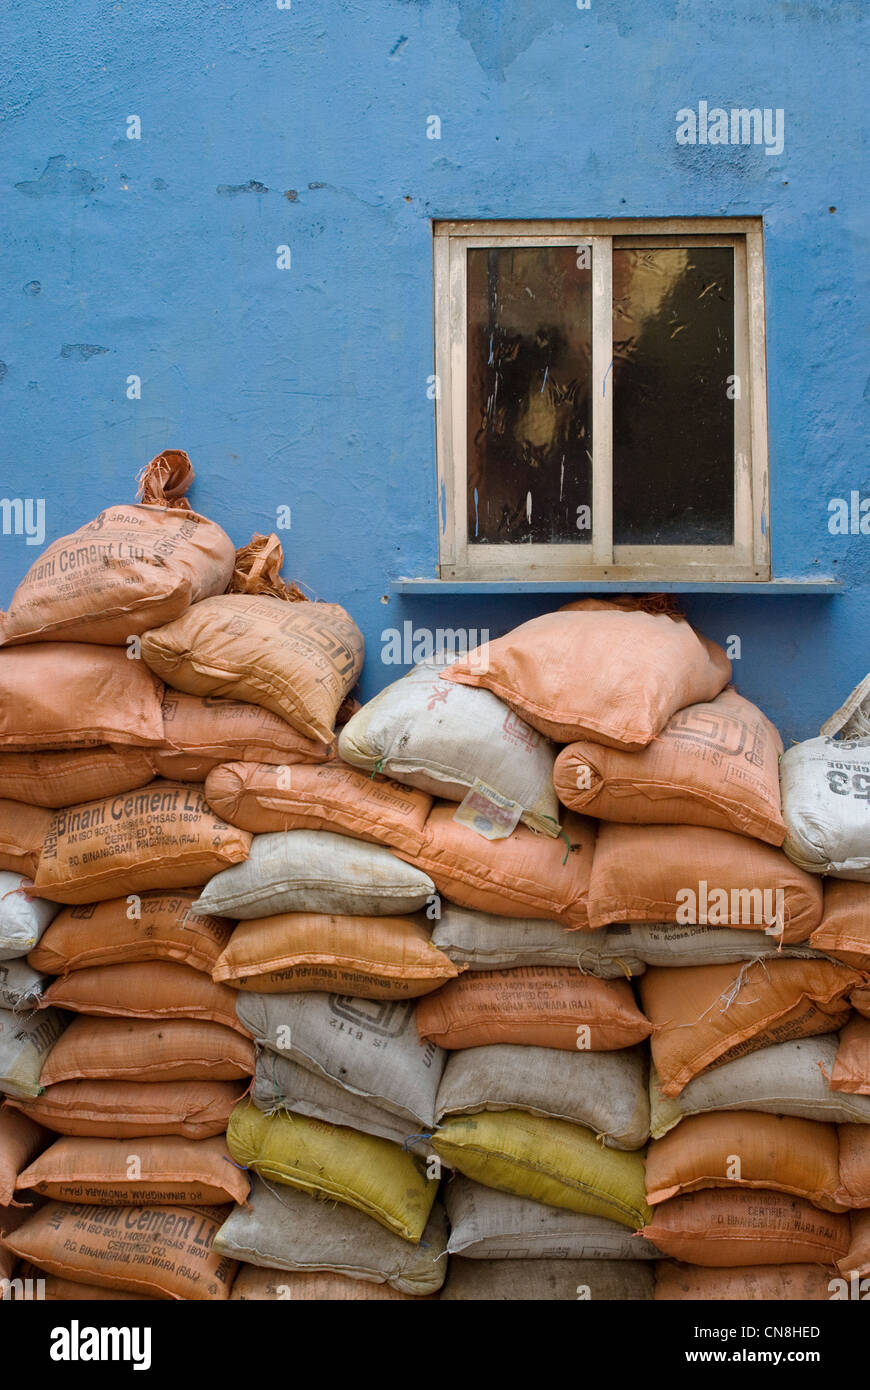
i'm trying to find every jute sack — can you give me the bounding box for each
[644,1111,844,1211]
[337,660,560,836]
[605,921,830,970]
[251,1049,427,1149]
[37,1017,255,1084]
[236,990,444,1131]
[0,747,155,808]
[193,830,435,920]
[7,1079,245,1139]
[29,891,235,977]
[839,1210,870,1276]
[440,1256,654,1301]
[141,595,364,746]
[0,453,236,647]
[0,959,51,1012]
[639,959,859,1097]
[655,1262,835,1301]
[851,984,870,1018]
[0,1107,51,1204]
[226,1101,438,1242]
[3,1199,237,1299]
[650,1036,870,1139]
[0,802,52,879]
[396,806,596,929]
[555,688,785,845]
[443,599,730,748]
[641,1189,851,1266]
[230,1267,434,1299]
[31,782,252,905]
[155,689,332,777]
[416,967,652,1051]
[16,1136,249,1207]
[205,761,433,857]
[0,1007,66,1099]
[14,1261,158,1301]
[446,1177,659,1260]
[432,1110,651,1229]
[781,736,870,880]
[587,822,824,942]
[0,873,59,961]
[212,912,461,998]
[810,879,870,968]
[0,643,165,750]
[434,1043,649,1150]
[835,1126,870,1208]
[430,908,645,977]
[40,961,252,1036]
[214,1174,448,1296]
[829,1016,870,1095]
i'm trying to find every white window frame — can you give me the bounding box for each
[433,218,771,582]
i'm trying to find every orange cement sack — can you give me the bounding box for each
[0,747,155,809]
[0,643,165,750]
[0,1107,51,1205]
[839,1210,870,1277]
[396,805,596,928]
[205,761,433,856]
[17,1136,250,1207]
[0,452,236,647]
[555,688,786,845]
[851,985,870,1019]
[14,1260,158,1301]
[640,959,859,1097]
[829,1016,870,1095]
[153,688,333,781]
[0,800,52,877]
[141,594,364,745]
[31,782,252,903]
[655,1262,835,1300]
[835,1126,870,1208]
[642,1189,851,1266]
[3,1199,237,1299]
[415,967,651,1051]
[212,912,462,998]
[40,961,251,1036]
[587,822,823,942]
[810,880,870,969]
[38,1017,255,1084]
[7,1079,245,1139]
[30,891,234,976]
[644,1111,843,1211]
[444,599,730,748]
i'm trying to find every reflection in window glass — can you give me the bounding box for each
[467,246,592,544]
[612,247,735,545]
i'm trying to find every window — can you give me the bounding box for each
[433,219,770,582]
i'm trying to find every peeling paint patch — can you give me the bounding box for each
[152,178,167,191]
[60,345,109,361]
[285,189,298,201]
[217,180,270,195]
[23,282,41,296]
[308,182,327,190]
[389,35,409,58]
[15,156,100,198]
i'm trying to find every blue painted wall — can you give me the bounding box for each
[2,0,867,744]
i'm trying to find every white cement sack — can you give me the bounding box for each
[338,660,560,836]
[431,908,645,977]
[650,1034,870,1138]
[440,1256,654,1300]
[214,1175,448,1296]
[780,736,870,880]
[434,1043,649,1151]
[0,957,51,1012]
[0,1006,66,1099]
[607,921,833,969]
[0,873,60,961]
[236,991,445,1129]
[193,830,436,919]
[252,1049,427,1149]
[446,1178,658,1260]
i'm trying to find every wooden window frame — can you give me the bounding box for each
[433,218,771,582]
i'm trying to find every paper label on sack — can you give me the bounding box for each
[453,779,522,840]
